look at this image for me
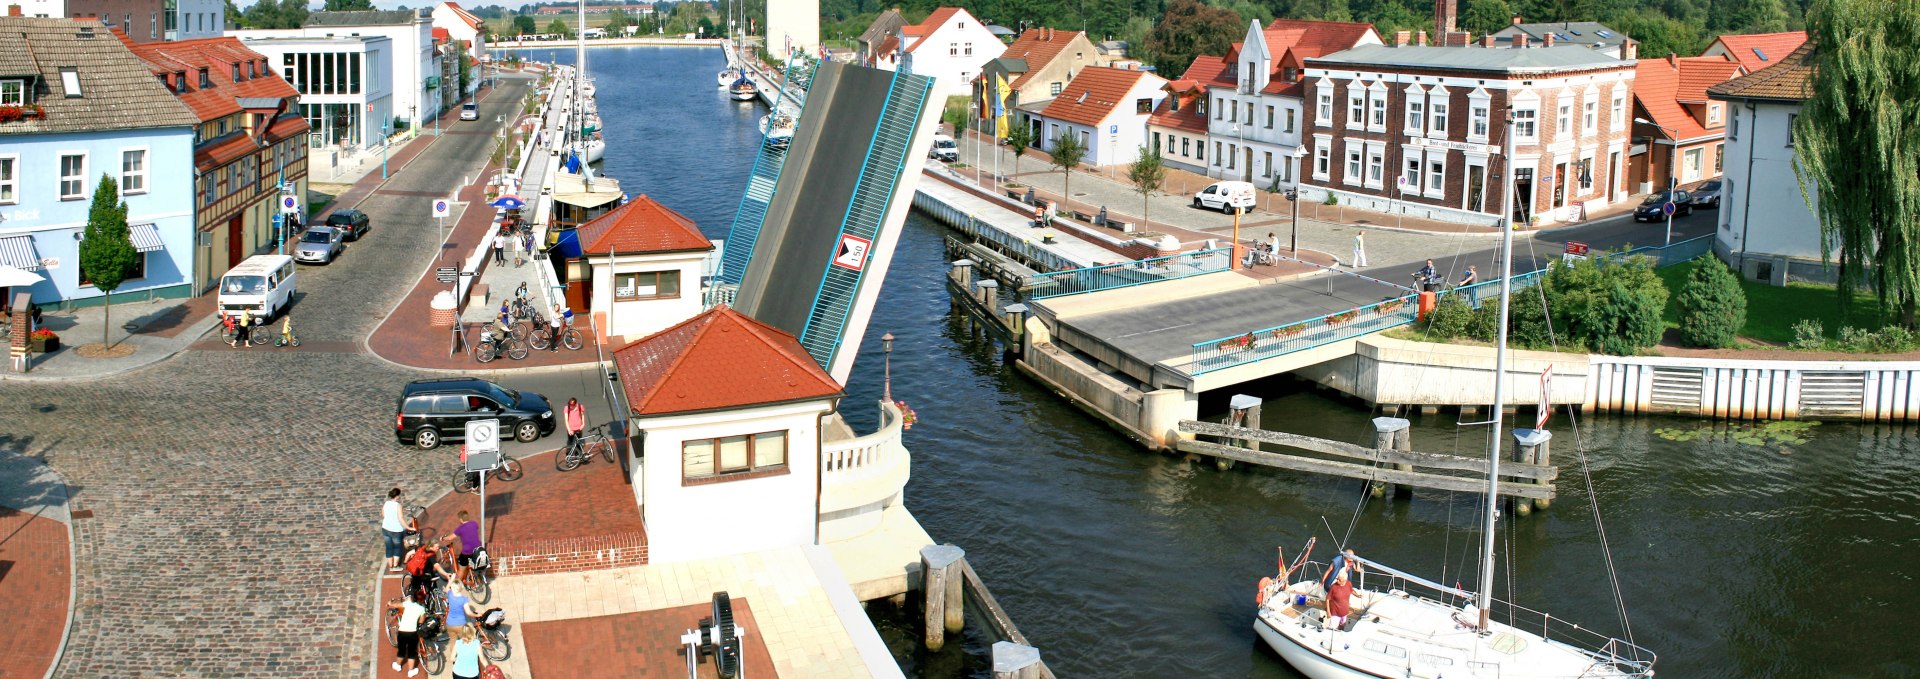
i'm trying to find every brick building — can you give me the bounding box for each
[1300,37,1636,226]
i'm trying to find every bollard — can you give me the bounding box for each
[1004,303,1028,345]
[920,544,966,650]
[1372,417,1411,498]
[951,259,976,289]
[1514,428,1552,512]
[977,279,999,313]
[992,641,1045,679]
[1224,394,1261,471]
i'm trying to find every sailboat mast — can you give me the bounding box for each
[1477,109,1519,631]
[574,0,584,161]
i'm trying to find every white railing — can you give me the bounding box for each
[819,400,911,516]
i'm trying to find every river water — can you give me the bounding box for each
[502,45,1920,678]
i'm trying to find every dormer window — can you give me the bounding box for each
[1706,103,1722,126]
[231,63,241,81]
[1283,67,1297,82]
[60,68,81,98]
[173,71,187,93]
[0,79,24,106]
[198,67,211,89]
[248,61,257,79]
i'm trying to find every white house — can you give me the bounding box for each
[764,0,818,58]
[230,9,442,131]
[1707,41,1827,285]
[614,305,846,563]
[572,194,714,342]
[1031,65,1167,167]
[1204,19,1379,186]
[885,7,1004,99]
[237,35,393,152]
[431,1,487,95]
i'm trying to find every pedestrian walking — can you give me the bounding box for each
[491,233,506,265]
[447,624,493,679]
[446,581,472,629]
[391,592,429,677]
[564,397,586,449]
[522,231,534,260]
[1351,232,1369,268]
[235,310,253,349]
[382,488,411,571]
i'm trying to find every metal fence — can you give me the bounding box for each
[1184,234,1719,375]
[912,191,1081,273]
[1030,248,1232,299]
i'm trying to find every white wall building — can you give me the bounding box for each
[230,9,441,130]
[1203,19,1379,186]
[1707,41,1828,285]
[573,195,715,342]
[888,6,1004,99]
[171,0,222,39]
[236,35,392,152]
[431,0,486,94]
[1031,65,1167,167]
[764,0,818,58]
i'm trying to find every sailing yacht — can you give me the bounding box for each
[1252,112,1656,679]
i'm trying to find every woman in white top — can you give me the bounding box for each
[390,592,429,677]
[381,488,413,570]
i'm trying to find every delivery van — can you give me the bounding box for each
[1194,181,1258,214]
[217,254,297,321]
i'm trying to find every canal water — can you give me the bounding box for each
[503,45,1920,678]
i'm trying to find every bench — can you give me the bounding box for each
[1006,189,1025,201]
[1071,210,1095,222]
[1107,220,1131,233]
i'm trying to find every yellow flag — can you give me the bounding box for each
[994,73,1011,139]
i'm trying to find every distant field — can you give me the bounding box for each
[485,14,626,33]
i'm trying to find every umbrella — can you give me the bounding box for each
[490,196,526,210]
[0,265,44,288]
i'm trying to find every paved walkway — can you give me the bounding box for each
[0,450,73,679]
[1,293,221,382]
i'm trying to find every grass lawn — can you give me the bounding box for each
[1656,258,1887,344]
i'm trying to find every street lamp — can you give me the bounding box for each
[881,332,895,402]
[1288,145,1309,256]
[1634,117,1679,246]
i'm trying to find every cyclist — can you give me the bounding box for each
[451,510,482,586]
[564,397,587,451]
[403,540,454,600]
[278,314,295,347]
[390,591,429,677]
[545,303,570,352]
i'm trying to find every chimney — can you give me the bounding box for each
[1667,52,1677,68]
[1513,15,1523,25]
[1543,32,1554,47]
[1394,30,1410,47]
[1482,33,1495,48]
[6,4,20,16]
[1623,39,1638,60]
[1432,0,1457,35]
[1514,32,1528,48]
[1417,30,1429,46]
[1450,31,1472,46]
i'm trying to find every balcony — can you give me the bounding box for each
[818,400,911,540]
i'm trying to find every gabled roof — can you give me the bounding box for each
[1181,54,1233,89]
[1708,40,1814,103]
[575,194,714,256]
[0,18,197,136]
[1709,31,1807,73]
[1634,56,1743,142]
[1148,84,1208,134]
[432,27,451,42]
[1001,28,1085,90]
[858,9,906,47]
[304,10,421,27]
[1253,19,1378,96]
[903,7,964,54]
[1038,66,1156,127]
[613,306,843,417]
[440,2,485,30]
[125,34,300,124]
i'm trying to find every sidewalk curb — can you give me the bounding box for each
[0,314,222,383]
[3,449,79,679]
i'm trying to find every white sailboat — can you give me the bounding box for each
[1252,112,1656,679]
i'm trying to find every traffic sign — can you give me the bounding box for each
[833,234,872,271]
[436,267,457,283]
[279,194,299,214]
[466,418,500,456]
[1107,124,1118,137]
[433,199,452,219]
[1660,201,1677,217]
[1564,241,1589,257]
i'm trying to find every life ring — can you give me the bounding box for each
[1256,577,1275,605]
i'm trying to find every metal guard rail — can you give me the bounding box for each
[1186,234,1717,375]
[1029,248,1232,299]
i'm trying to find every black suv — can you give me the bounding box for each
[326,209,371,241]
[395,378,555,449]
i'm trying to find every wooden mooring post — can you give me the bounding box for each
[1511,429,1552,514]
[950,259,976,313]
[993,641,1045,679]
[1371,417,1413,499]
[920,544,966,651]
[1216,395,1263,471]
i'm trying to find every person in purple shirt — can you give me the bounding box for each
[453,510,482,585]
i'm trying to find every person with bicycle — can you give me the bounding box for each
[278,314,294,347]
[381,488,414,571]
[404,540,455,600]
[452,510,482,586]
[390,591,429,677]
[447,624,496,679]
[564,397,587,450]
[221,313,237,347]
[234,309,254,349]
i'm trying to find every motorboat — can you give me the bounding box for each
[729,76,758,101]
[583,138,606,164]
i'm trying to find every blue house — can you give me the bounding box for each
[0,18,200,308]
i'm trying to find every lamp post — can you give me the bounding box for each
[1229,123,1243,269]
[881,332,895,402]
[1288,145,1308,256]
[1635,117,1679,246]
[381,120,391,179]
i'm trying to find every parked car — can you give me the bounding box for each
[394,378,556,450]
[460,101,479,121]
[1632,189,1693,222]
[292,226,345,264]
[325,209,370,241]
[1193,181,1257,214]
[928,133,959,162]
[1690,180,1723,208]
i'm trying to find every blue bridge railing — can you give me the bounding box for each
[1029,247,1232,299]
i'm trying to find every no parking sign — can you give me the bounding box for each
[432,198,452,219]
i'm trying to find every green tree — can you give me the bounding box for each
[324,0,374,11]
[1006,123,1033,177]
[77,175,138,349]
[1118,16,1155,68]
[1458,0,1514,35]
[546,18,572,37]
[1676,256,1748,348]
[1146,0,1242,75]
[513,13,537,35]
[1048,131,1087,212]
[1127,145,1167,225]
[943,98,970,140]
[224,0,244,27]
[1794,0,1920,325]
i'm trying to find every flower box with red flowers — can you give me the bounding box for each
[29,328,58,352]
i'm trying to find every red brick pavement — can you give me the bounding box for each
[419,450,645,575]
[0,506,70,679]
[522,599,777,679]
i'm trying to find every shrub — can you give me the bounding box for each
[1584,284,1668,355]
[1675,257,1747,348]
[1467,300,1502,343]
[1426,293,1473,339]
[1545,254,1668,354]
[1789,319,1827,350]
[1324,192,1338,206]
[1836,326,1876,352]
[1872,326,1915,353]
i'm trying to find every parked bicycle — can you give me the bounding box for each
[453,455,524,494]
[476,606,513,661]
[472,324,529,363]
[556,423,616,471]
[528,320,583,351]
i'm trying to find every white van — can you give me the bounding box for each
[929,133,959,162]
[218,254,297,321]
[1194,181,1257,214]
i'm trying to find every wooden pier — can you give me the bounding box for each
[1175,414,1558,501]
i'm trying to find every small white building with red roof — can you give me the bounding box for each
[879,6,1004,99]
[431,2,488,67]
[1206,18,1380,184]
[1029,65,1168,167]
[571,194,716,343]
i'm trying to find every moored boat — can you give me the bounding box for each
[718,68,741,87]
[729,76,757,101]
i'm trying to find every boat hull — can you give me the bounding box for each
[583,139,605,164]
[730,90,757,101]
[1255,617,1387,679]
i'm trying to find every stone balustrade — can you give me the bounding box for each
[819,400,912,540]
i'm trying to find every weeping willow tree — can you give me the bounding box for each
[1793,0,1920,326]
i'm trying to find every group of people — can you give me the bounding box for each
[493,292,575,353]
[492,218,538,268]
[381,488,498,679]
[220,310,291,348]
[1412,259,1478,292]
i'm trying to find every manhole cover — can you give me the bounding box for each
[1355,219,1374,224]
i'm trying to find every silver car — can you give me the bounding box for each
[293,226,345,264]
[1690,179,1724,208]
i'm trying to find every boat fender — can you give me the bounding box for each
[1256,577,1274,604]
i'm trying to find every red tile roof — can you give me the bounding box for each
[433,27,451,42]
[264,113,311,144]
[441,1,484,30]
[1002,28,1084,90]
[1259,20,1376,95]
[576,195,714,256]
[1710,31,1807,73]
[613,306,843,417]
[1181,55,1233,89]
[194,134,257,172]
[1635,56,1744,142]
[904,7,961,54]
[1039,66,1155,127]
[1708,40,1815,103]
[875,35,899,58]
[123,35,298,124]
[1148,89,1208,134]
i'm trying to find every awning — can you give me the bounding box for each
[0,235,41,271]
[553,191,622,209]
[129,223,166,253]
